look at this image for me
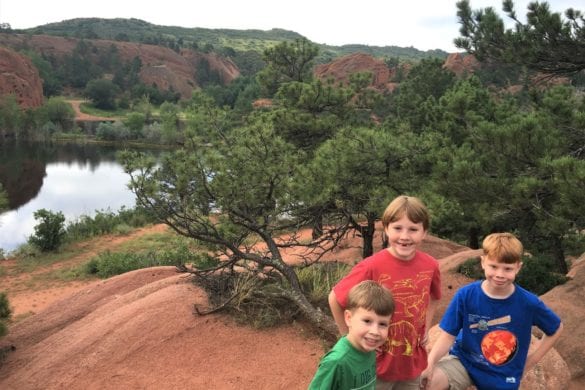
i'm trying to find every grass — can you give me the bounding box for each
[79,102,128,118]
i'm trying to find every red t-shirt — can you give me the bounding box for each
[333,249,441,381]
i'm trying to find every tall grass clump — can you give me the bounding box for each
[296,262,351,310]
[66,206,156,243]
[83,243,194,278]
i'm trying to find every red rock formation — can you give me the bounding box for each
[0,34,240,100]
[540,252,585,381]
[314,52,393,90]
[0,46,43,108]
[443,52,480,77]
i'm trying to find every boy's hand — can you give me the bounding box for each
[419,367,433,389]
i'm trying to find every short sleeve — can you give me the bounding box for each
[307,357,342,389]
[332,260,373,308]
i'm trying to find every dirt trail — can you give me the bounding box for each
[67,100,118,122]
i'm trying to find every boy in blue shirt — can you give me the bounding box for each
[309,280,395,389]
[421,233,563,390]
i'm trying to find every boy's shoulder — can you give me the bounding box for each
[321,336,373,363]
[513,283,546,305]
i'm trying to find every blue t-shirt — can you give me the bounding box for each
[440,281,561,390]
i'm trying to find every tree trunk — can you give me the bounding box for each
[270,255,338,339]
[361,218,376,258]
[286,287,338,339]
[468,227,480,249]
[551,236,569,274]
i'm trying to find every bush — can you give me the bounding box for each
[195,271,295,329]
[194,262,351,329]
[28,209,66,252]
[65,206,156,242]
[83,245,189,278]
[517,254,568,295]
[96,121,131,141]
[0,292,11,337]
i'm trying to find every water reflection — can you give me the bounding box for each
[0,142,157,252]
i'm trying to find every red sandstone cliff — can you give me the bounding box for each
[0,46,43,108]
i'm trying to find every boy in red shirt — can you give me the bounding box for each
[329,195,441,390]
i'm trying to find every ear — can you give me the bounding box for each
[344,309,352,328]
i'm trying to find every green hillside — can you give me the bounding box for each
[19,18,448,63]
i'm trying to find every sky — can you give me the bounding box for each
[0,0,578,52]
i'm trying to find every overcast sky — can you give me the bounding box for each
[0,0,578,52]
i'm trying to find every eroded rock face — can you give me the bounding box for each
[0,46,43,108]
[442,53,480,77]
[540,253,585,380]
[314,52,394,90]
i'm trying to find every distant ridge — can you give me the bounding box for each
[15,17,449,63]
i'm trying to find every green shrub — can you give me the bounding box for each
[28,209,66,252]
[457,257,483,279]
[194,261,351,329]
[195,271,294,329]
[83,246,189,278]
[192,253,220,270]
[0,292,11,337]
[66,206,156,242]
[517,254,568,295]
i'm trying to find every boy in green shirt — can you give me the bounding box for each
[309,280,395,389]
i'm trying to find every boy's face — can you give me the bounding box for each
[344,307,390,353]
[481,256,522,295]
[384,214,427,261]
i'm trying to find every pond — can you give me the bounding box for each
[0,141,161,253]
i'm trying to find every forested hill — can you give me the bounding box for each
[16,17,449,64]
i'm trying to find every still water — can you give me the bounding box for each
[0,141,159,252]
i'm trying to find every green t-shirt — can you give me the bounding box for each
[308,336,377,390]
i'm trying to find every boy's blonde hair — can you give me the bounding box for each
[482,232,524,264]
[381,195,430,230]
[346,280,395,316]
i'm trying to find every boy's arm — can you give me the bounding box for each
[423,298,439,346]
[420,329,456,388]
[328,290,348,335]
[524,322,564,372]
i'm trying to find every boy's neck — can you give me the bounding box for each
[481,280,515,299]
